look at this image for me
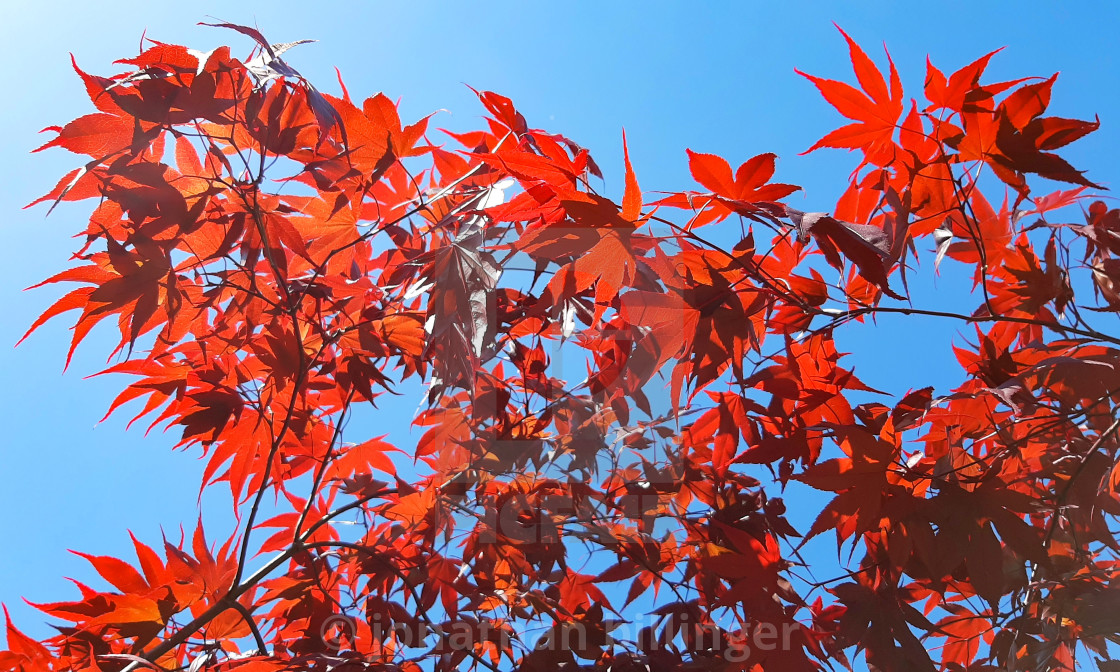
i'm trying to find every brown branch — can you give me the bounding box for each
[226,599,269,655]
[826,305,1120,347]
[229,141,313,590]
[293,388,357,540]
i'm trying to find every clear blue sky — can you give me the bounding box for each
[2,0,1118,644]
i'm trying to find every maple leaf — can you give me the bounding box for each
[798,26,904,166]
[33,112,135,158]
[794,427,904,543]
[656,149,800,228]
[784,206,904,299]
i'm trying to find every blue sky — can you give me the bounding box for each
[1,0,1118,649]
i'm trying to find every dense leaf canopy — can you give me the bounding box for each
[5,22,1120,672]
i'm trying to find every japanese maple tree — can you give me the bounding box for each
[5,21,1120,672]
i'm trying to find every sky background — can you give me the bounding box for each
[1,0,1119,650]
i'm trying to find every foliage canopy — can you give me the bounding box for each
[5,21,1120,672]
